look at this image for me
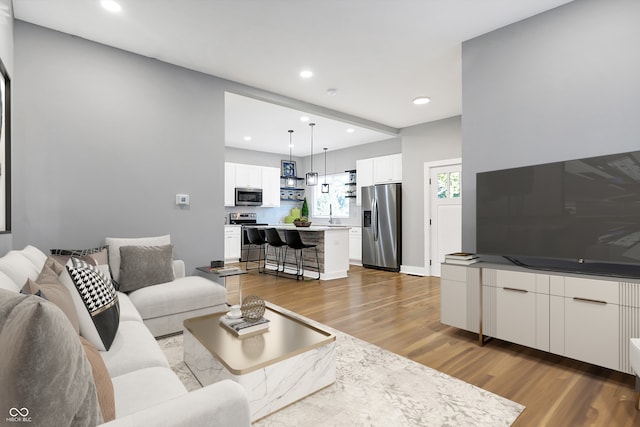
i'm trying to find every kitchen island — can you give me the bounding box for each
[248,225,350,280]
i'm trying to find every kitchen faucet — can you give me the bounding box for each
[329,203,333,224]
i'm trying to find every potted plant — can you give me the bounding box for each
[294,198,311,227]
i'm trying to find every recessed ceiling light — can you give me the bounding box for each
[243,136,252,141]
[346,128,355,133]
[300,70,313,78]
[413,96,431,105]
[300,116,310,122]
[327,88,337,96]
[101,0,122,13]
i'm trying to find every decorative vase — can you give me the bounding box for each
[301,198,309,218]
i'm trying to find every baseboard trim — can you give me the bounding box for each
[400,265,428,276]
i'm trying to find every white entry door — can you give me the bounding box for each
[429,164,462,277]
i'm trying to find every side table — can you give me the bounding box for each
[196,266,246,308]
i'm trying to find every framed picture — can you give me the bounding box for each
[0,57,10,233]
[281,160,296,177]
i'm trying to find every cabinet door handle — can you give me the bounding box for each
[503,287,528,293]
[573,297,607,305]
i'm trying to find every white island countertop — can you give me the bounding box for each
[245,224,350,280]
[249,224,352,231]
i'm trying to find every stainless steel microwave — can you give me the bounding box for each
[235,187,263,206]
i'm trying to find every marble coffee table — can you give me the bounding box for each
[183,303,336,422]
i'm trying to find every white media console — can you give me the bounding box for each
[441,262,640,374]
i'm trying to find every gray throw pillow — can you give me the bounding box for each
[0,289,103,426]
[118,244,175,292]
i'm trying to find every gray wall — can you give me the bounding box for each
[297,136,401,178]
[14,21,226,271]
[12,21,399,268]
[401,116,462,268]
[225,146,303,169]
[461,0,640,251]
[0,0,12,254]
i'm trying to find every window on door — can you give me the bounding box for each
[437,172,461,199]
[312,172,350,218]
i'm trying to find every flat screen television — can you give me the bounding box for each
[476,150,640,278]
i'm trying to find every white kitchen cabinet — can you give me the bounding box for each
[224,163,236,207]
[224,225,241,262]
[373,153,402,184]
[355,154,402,206]
[349,226,362,264]
[234,164,262,189]
[261,166,280,207]
[225,163,280,207]
[355,158,373,206]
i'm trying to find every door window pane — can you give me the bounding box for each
[437,173,448,199]
[450,172,461,198]
[436,171,462,199]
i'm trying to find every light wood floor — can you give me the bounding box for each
[233,264,640,426]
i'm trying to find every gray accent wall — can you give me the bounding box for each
[461,0,640,252]
[401,116,462,268]
[225,146,303,169]
[14,21,226,271]
[11,21,400,269]
[0,0,12,254]
[296,136,401,179]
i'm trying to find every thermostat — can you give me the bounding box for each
[176,194,190,206]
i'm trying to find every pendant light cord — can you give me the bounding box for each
[309,123,315,172]
[324,147,327,183]
[288,129,293,162]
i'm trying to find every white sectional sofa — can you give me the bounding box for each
[103,234,229,337]
[0,245,251,426]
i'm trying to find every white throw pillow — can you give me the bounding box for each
[0,251,41,288]
[104,235,171,282]
[19,245,49,271]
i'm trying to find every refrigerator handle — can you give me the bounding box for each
[372,198,379,242]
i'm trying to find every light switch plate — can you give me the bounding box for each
[176,194,190,205]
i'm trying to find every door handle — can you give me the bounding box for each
[573,297,607,305]
[372,198,379,242]
[503,287,528,293]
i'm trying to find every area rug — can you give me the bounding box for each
[158,325,524,427]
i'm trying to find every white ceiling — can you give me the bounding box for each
[13,0,575,155]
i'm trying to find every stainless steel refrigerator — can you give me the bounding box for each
[362,183,401,272]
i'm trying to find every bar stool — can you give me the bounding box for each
[245,228,267,272]
[284,229,320,280]
[264,228,287,276]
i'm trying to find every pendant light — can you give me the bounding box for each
[321,147,329,193]
[286,130,296,188]
[306,122,318,186]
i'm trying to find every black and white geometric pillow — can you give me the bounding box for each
[51,246,108,256]
[51,246,119,290]
[65,258,120,351]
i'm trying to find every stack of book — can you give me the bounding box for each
[445,252,479,265]
[220,316,270,337]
